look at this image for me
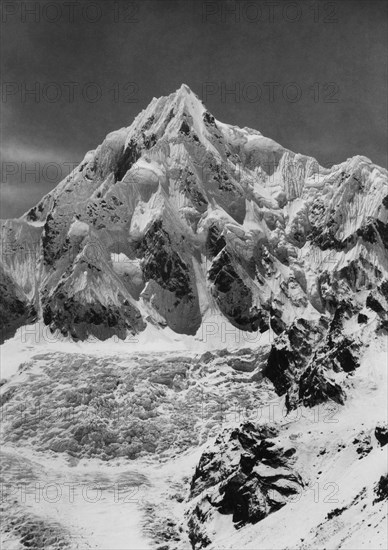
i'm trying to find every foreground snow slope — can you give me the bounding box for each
[203,338,387,550]
[0,331,386,549]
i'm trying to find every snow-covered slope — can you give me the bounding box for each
[0,331,386,549]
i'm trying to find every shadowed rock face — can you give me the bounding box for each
[374,474,388,503]
[206,223,226,258]
[375,424,388,447]
[208,250,267,332]
[42,296,143,341]
[114,140,142,182]
[298,364,345,407]
[262,315,360,410]
[187,422,303,548]
[0,268,36,344]
[138,220,194,300]
[0,86,387,341]
[263,319,322,396]
[137,220,201,335]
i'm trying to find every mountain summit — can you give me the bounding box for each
[1,85,387,347]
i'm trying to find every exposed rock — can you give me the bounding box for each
[137,219,201,334]
[374,474,388,503]
[263,319,322,396]
[187,422,303,548]
[358,313,368,324]
[366,294,385,315]
[114,139,141,182]
[352,432,373,458]
[206,223,226,258]
[42,295,143,341]
[208,250,267,332]
[299,365,346,407]
[263,316,359,410]
[0,267,36,344]
[375,423,388,447]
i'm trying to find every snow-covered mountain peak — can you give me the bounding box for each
[172,82,205,109]
[174,82,201,102]
[1,85,387,347]
[125,84,208,142]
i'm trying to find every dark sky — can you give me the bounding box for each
[1,0,387,218]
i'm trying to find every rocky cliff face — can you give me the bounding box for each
[262,313,362,411]
[187,422,304,548]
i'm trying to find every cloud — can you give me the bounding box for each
[0,180,53,219]
[0,141,80,165]
[0,142,82,219]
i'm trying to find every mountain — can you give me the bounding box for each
[2,83,388,407]
[1,84,387,344]
[0,85,387,549]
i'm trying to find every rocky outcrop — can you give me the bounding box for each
[0,267,36,344]
[42,294,143,341]
[374,474,388,503]
[298,364,345,407]
[40,237,145,340]
[262,315,359,410]
[375,423,388,447]
[262,318,323,395]
[208,250,267,332]
[137,219,201,335]
[187,422,303,548]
